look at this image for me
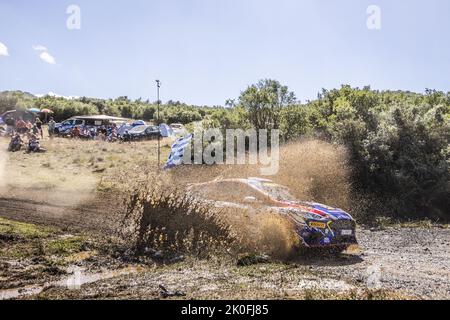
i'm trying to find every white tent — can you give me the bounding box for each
[159,123,174,137]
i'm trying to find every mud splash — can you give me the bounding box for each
[166,139,352,210]
[158,139,352,258]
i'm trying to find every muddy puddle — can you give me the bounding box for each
[0,265,142,300]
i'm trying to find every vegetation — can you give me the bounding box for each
[0,91,215,124]
[213,83,449,221]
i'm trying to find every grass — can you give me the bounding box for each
[45,236,88,256]
[0,217,53,239]
[0,136,171,194]
[0,217,90,261]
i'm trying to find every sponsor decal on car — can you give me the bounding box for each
[309,221,327,229]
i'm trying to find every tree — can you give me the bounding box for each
[237,79,296,130]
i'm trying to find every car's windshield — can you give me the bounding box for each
[62,120,74,126]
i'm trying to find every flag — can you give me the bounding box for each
[164,134,193,169]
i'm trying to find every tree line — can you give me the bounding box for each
[0,91,213,125]
[215,80,449,221]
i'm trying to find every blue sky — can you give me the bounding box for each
[0,0,449,105]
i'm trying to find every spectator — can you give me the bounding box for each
[8,134,23,152]
[16,118,28,134]
[35,117,43,139]
[31,123,39,135]
[5,117,16,136]
[48,117,56,138]
[71,126,81,139]
[28,134,46,153]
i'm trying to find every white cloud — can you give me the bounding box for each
[39,51,56,65]
[33,45,48,51]
[0,42,9,56]
[33,45,56,65]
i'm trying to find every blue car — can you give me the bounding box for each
[188,177,358,251]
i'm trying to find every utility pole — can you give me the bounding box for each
[156,80,161,167]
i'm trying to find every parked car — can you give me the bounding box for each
[54,115,127,136]
[120,125,161,141]
[117,120,147,137]
[54,118,85,135]
[188,177,358,251]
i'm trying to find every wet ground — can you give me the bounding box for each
[1,217,448,300]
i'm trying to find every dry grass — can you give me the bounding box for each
[0,136,171,205]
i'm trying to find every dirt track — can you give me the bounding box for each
[309,226,450,299]
[0,189,118,233]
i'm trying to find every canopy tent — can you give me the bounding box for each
[40,108,54,122]
[1,110,35,123]
[159,123,174,138]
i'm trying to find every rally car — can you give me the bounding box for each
[188,177,357,251]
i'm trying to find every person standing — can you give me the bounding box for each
[35,117,43,139]
[16,118,27,134]
[48,117,56,138]
[5,116,15,136]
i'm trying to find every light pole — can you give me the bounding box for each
[156,80,161,167]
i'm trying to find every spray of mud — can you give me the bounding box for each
[166,139,351,209]
[121,139,353,260]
